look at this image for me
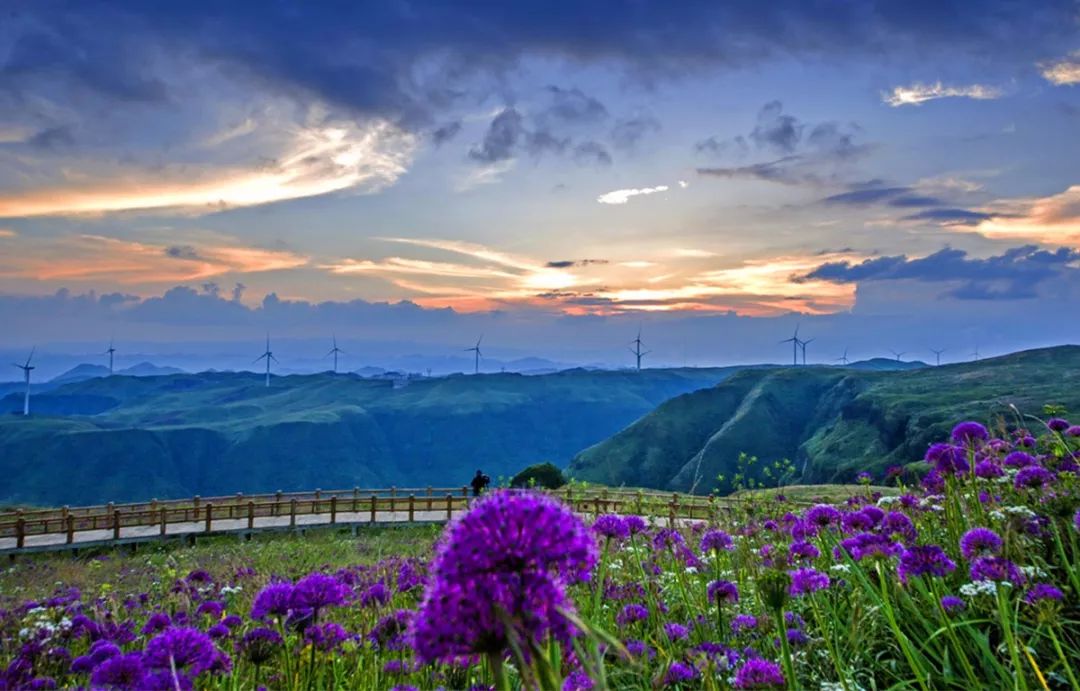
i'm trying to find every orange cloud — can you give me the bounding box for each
[0,121,415,218]
[972,185,1080,246]
[0,234,308,284]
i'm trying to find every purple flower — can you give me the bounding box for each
[926,443,969,474]
[411,491,597,663]
[624,639,655,660]
[1067,425,1080,437]
[882,511,918,543]
[707,580,740,605]
[206,623,230,640]
[1004,451,1036,468]
[70,640,120,673]
[788,541,820,562]
[290,573,350,616]
[975,460,1005,479]
[700,529,734,553]
[951,421,989,444]
[141,612,172,636]
[663,661,698,686]
[788,568,829,596]
[563,668,594,691]
[195,600,223,619]
[1047,418,1070,432]
[238,628,282,666]
[663,622,690,641]
[623,515,648,535]
[1014,465,1054,490]
[383,659,410,675]
[89,653,145,688]
[303,622,350,652]
[837,533,902,561]
[959,528,1002,561]
[804,504,842,528]
[250,582,295,621]
[1023,583,1064,605]
[143,627,222,679]
[1074,509,1080,532]
[652,528,686,552]
[897,545,956,584]
[969,556,1025,584]
[368,610,414,651]
[593,514,629,541]
[359,582,391,607]
[616,603,650,626]
[940,595,966,614]
[731,614,758,634]
[733,658,785,689]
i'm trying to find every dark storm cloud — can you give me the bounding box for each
[468,108,568,164]
[798,245,1080,300]
[901,208,999,225]
[823,186,944,208]
[164,245,202,261]
[27,126,76,150]
[3,1,1074,130]
[697,102,866,161]
[572,141,613,166]
[697,156,828,186]
[544,259,609,268]
[543,86,608,123]
[431,121,463,146]
[750,101,801,153]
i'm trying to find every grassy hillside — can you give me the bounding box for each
[569,345,1080,493]
[0,367,746,506]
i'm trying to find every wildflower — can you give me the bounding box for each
[969,556,1025,584]
[663,661,698,686]
[856,471,873,484]
[359,582,391,607]
[1047,418,1070,432]
[897,545,956,584]
[411,491,596,663]
[882,511,918,543]
[926,443,969,474]
[975,460,1004,479]
[733,658,785,689]
[140,612,171,636]
[563,668,594,691]
[70,640,120,673]
[303,622,350,652]
[383,659,410,675]
[593,514,629,541]
[959,528,1002,561]
[788,541,820,562]
[1004,451,1036,468]
[757,571,790,613]
[207,623,230,640]
[89,653,145,688]
[788,568,829,596]
[1023,583,1064,605]
[238,628,282,666]
[195,600,223,619]
[951,421,989,444]
[731,614,758,634]
[143,627,222,680]
[624,639,655,660]
[368,610,414,651]
[290,573,350,619]
[664,622,690,642]
[707,580,740,605]
[1014,465,1054,490]
[940,595,966,614]
[1067,425,1080,437]
[1074,509,1080,532]
[700,529,734,553]
[250,582,294,621]
[652,529,686,551]
[616,603,650,626]
[837,533,902,561]
[623,515,648,535]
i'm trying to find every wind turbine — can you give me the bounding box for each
[929,348,946,366]
[971,345,981,362]
[835,347,850,366]
[104,340,116,374]
[629,328,650,371]
[780,325,802,366]
[254,335,278,387]
[800,338,814,365]
[889,349,906,362]
[13,348,35,416]
[326,335,344,374]
[464,335,483,375]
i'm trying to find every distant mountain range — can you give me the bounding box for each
[569,346,1080,493]
[50,362,186,383]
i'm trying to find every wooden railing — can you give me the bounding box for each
[0,485,800,552]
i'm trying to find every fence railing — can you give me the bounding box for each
[0,485,802,551]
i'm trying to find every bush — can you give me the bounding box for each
[510,462,566,489]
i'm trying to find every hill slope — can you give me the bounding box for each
[568,346,1080,494]
[0,367,746,505]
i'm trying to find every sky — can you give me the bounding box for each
[1,1,1079,375]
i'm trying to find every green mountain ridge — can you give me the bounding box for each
[0,367,754,506]
[568,345,1080,494]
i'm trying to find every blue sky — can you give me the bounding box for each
[0,1,1078,371]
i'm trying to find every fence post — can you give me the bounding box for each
[446,494,453,521]
[370,495,377,524]
[330,496,337,524]
[160,508,167,536]
[461,486,469,498]
[193,496,200,521]
[426,486,433,510]
[314,489,321,514]
[274,491,283,517]
[408,495,415,523]
[113,510,121,541]
[353,487,360,512]
[15,518,25,549]
[247,501,255,530]
[289,499,297,528]
[205,503,213,533]
[389,493,395,513]
[66,515,74,544]
[390,486,396,500]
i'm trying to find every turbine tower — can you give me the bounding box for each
[464,335,483,375]
[780,325,802,366]
[971,345,981,362]
[630,328,650,371]
[326,335,344,374]
[800,338,814,366]
[930,348,946,366]
[105,340,116,374]
[254,335,278,387]
[889,349,906,362]
[835,348,850,366]
[13,348,34,416]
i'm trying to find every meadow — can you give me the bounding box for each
[1,416,1079,689]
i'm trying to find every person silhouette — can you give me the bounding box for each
[470,469,491,498]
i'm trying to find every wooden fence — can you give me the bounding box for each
[0,485,778,553]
